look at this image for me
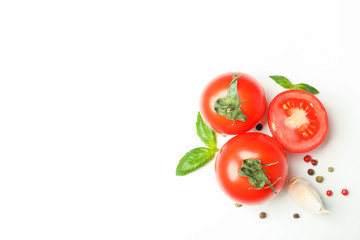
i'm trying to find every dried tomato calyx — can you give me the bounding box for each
[238,159,281,194]
[214,74,247,125]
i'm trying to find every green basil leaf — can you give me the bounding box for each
[291,83,320,94]
[270,75,320,95]
[176,147,215,176]
[269,76,293,89]
[196,112,217,149]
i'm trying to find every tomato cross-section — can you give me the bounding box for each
[268,89,329,153]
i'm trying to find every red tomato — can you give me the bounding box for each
[200,72,266,135]
[268,89,328,153]
[215,132,288,205]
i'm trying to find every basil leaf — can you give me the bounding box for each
[175,112,219,176]
[292,83,319,94]
[270,75,320,95]
[196,112,217,149]
[176,147,215,176]
[269,76,293,89]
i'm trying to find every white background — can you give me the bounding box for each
[1,0,360,239]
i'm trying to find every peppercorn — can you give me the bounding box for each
[293,213,300,219]
[311,159,318,166]
[234,203,242,208]
[316,176,324,183]
[341,189,349,196]
[304,155,311,162]
[326,190,333,196]
[307,169,315,176]
[256,123,263,131]
[259,212,267,219]
[328,167,334,172]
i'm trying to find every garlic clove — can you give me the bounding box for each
[287,176,330,214]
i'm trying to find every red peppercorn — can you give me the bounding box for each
[304,155,311,162]
[341,189,349,196]
[326,190,333,196]
[311,159,318,166]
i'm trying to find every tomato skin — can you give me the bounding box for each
[215,133,288,205]
[200,72,266,135]
[267,89,329,153]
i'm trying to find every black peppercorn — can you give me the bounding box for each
[307,169,315,176]
[293,213,300,219]
[259,212,267,219]
[256,124,263,131]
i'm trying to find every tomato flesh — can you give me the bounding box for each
[282,98,320,139]
[268,90,328,153]
[215,133,288,205]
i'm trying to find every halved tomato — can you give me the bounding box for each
[267,89,328,153]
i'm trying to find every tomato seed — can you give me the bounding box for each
[311,159,318,166]
[326,190,333,196]
[293,213,300,219]
[256,123,263,131]
[259,212,267,219]
[234,203,242,208]
[341,189,349,196]
[307,169,315,176]
[304,155,312,162]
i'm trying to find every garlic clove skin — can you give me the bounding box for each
[287,176,330,214]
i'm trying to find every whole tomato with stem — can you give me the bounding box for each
[215,132,288,205]
[200,72,266,135]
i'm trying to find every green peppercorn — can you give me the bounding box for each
[234,203,242,208]
[316,176,324,183]
[328,167,334,172]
